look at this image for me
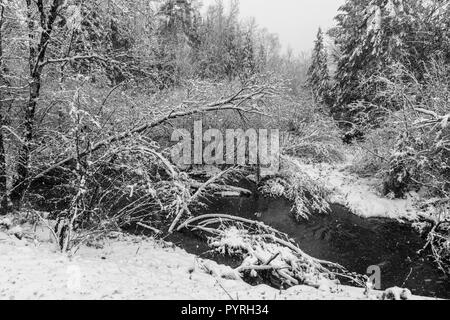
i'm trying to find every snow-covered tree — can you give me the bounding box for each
[307,27,330,103]
[195,0,258,81]
[241,31,256,80]
[331,0,450,118]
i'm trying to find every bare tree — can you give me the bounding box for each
[10,0,64,203]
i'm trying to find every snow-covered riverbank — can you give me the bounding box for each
[291,158,427,221]
[0,227,435,300]
[0,158,439,301]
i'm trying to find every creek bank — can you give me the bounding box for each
[1,228,426,300]
[289,158,425,220]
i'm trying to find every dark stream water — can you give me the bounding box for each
[166,195,449,299]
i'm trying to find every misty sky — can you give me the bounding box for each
[201,0,345,54]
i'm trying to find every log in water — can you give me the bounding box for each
[167,194,450,299]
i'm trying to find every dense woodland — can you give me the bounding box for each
[0,0,449,284]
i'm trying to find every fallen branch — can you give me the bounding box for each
[137,222,162,235]
[415,108,439,119]
[179,213,366,290]
[168,203,190,234]
[236,265,285,272]
[261,234,343,269]
[189,181,252,196]
[190,167,238,203]
[176,214,284,236]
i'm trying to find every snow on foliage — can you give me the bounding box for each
[259,163,331,221]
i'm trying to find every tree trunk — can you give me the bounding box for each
[10,0,61,203]
[0,2,8,214]
[0,110,7,215]
[10,80,39,202]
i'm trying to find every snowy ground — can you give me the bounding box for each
[0,222,432,300]
[0,229,368,300]
[1,226,430,301]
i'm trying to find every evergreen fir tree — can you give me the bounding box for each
[307,27,330,103]
[331,0,450,116]
[241,31,256,80]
